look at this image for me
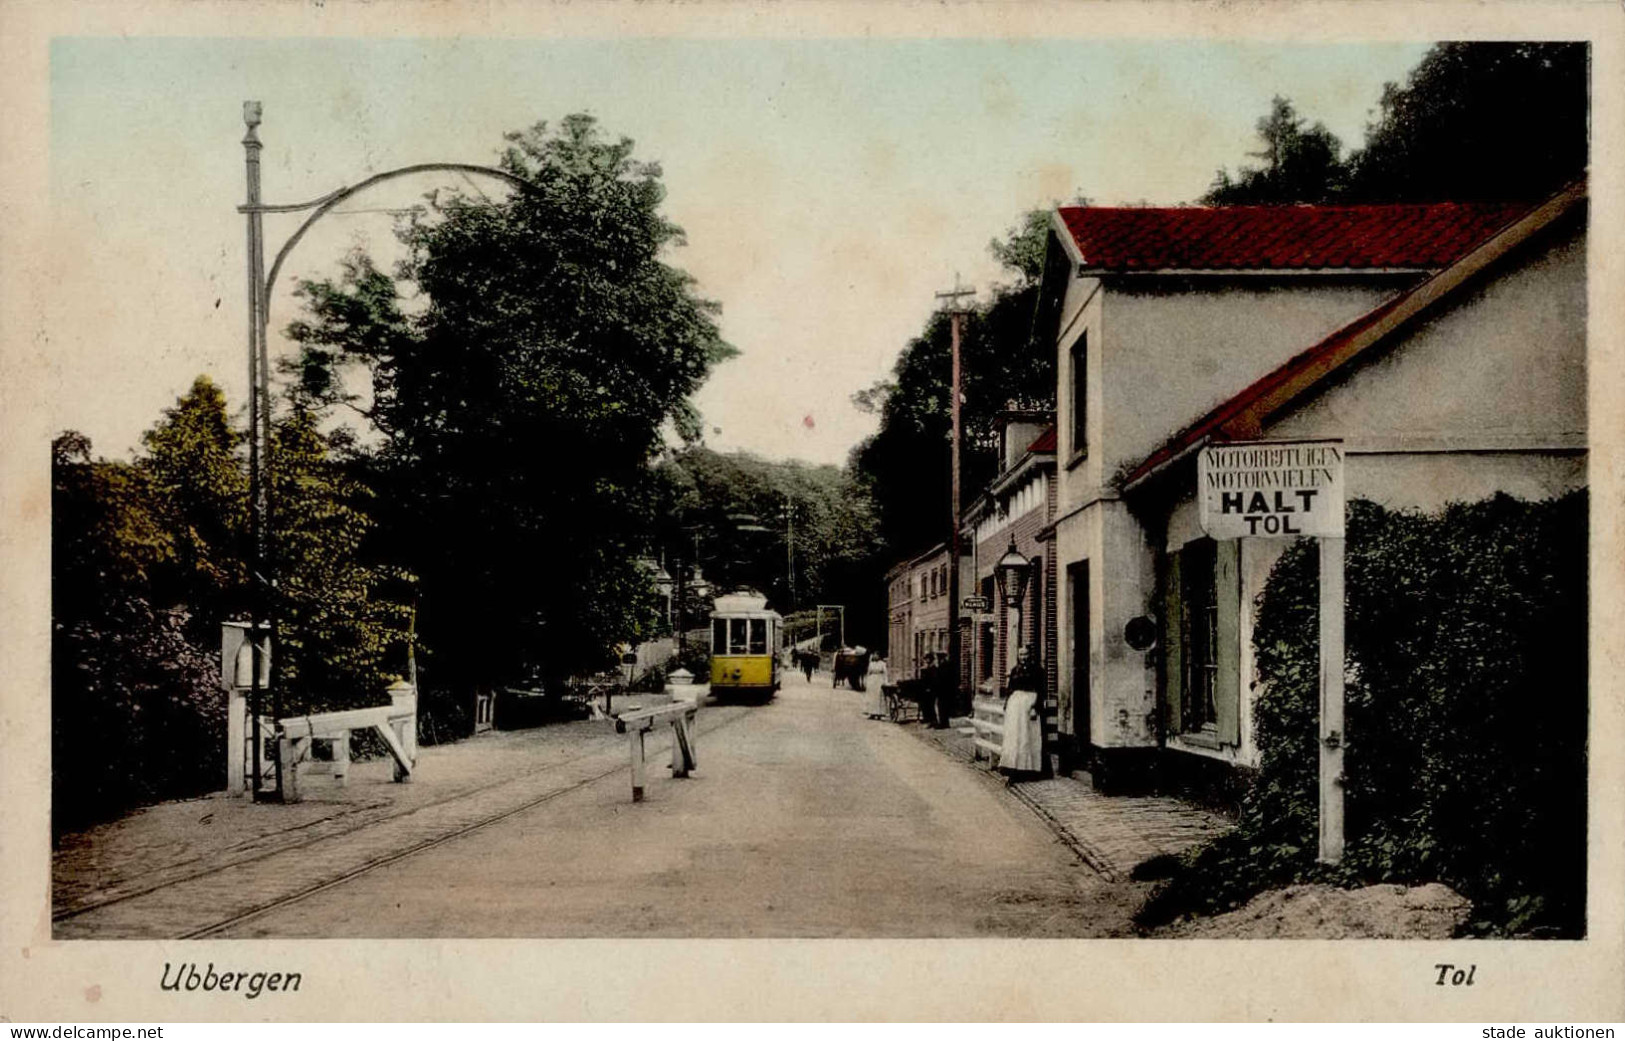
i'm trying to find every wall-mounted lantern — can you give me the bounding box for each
[994,538,1031,608]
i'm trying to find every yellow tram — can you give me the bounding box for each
[709,590,782,700]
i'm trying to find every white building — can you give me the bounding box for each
[1038,184,1586,795]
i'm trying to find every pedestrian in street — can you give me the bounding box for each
[928,651,956,729]
[865,656,889,718]
[916,653,942,728]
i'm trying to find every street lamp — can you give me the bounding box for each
[238,102,533,801]
[995,538,1032,681]
[995,538,1031,609]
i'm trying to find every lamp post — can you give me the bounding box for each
[654,564,675,636]
[240,102,274,801]
[238,102,533,801]
[994,538,1031,692]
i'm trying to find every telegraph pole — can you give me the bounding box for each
[936,277,975,725]
[784,497,796,612]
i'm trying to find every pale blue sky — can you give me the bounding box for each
[49,37,1431,465]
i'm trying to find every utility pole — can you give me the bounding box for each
[936,277,975,725]
[785,497,796,612]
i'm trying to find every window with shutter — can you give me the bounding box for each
[1178,537,1221,736]
[1215,539,1242,745]
[1163,550,1184,735]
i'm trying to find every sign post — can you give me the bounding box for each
[1198,439,1346,863]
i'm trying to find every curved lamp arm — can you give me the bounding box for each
[243,162,532,308]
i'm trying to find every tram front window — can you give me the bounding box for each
[730,618,748,653]
[712,619,726,654]
[749,618,768,654]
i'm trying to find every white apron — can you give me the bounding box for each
[1000,690,1042,772]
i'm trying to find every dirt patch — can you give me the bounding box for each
[1155,882,1470,939]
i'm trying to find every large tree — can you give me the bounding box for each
[1344,41,1588,203]
[137,376,249,645]
[287,114,735,693]
[270,408,415,709]
[1203,96,1347,205]
[850,210,1055,561]
[1203,43,1588,207]
[651,447,884,642]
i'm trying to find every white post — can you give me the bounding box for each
[226,687,247,795]
[1318,536,1346,864]
[279,734,304,803]
[388,679,418,766]
[331,732,349,787]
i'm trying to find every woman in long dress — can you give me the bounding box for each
[999,646,1044,774]
[865,656,889,718]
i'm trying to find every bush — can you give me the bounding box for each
[53,599,226,837]
[1139,492,1587,937]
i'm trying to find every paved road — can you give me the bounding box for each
[215,672,1145,938]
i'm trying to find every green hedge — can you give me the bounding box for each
[53,600,226,836]
[1139,491,1587,937]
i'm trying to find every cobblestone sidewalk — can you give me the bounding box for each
[910,719,1232,882]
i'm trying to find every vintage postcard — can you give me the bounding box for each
[1,0,1621,1023]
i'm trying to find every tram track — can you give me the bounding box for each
[54,702,758,939]
[52,724,645,924]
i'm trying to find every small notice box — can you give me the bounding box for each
[1198,440,1345,540]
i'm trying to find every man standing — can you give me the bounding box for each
[929,650,957,729]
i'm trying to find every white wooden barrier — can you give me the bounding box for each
[970,696,1006,764]
[270,681,418,803]
[613,701,699,802]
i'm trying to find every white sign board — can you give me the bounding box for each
[1198,440,1344,539]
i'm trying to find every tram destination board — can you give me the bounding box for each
[1198,440,1344,539]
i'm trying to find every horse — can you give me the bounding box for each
[831,647,871,691]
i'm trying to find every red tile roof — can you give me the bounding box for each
[1119,185,1583,488]
[1056,202,1529,272]
[1026,426,1057,454]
